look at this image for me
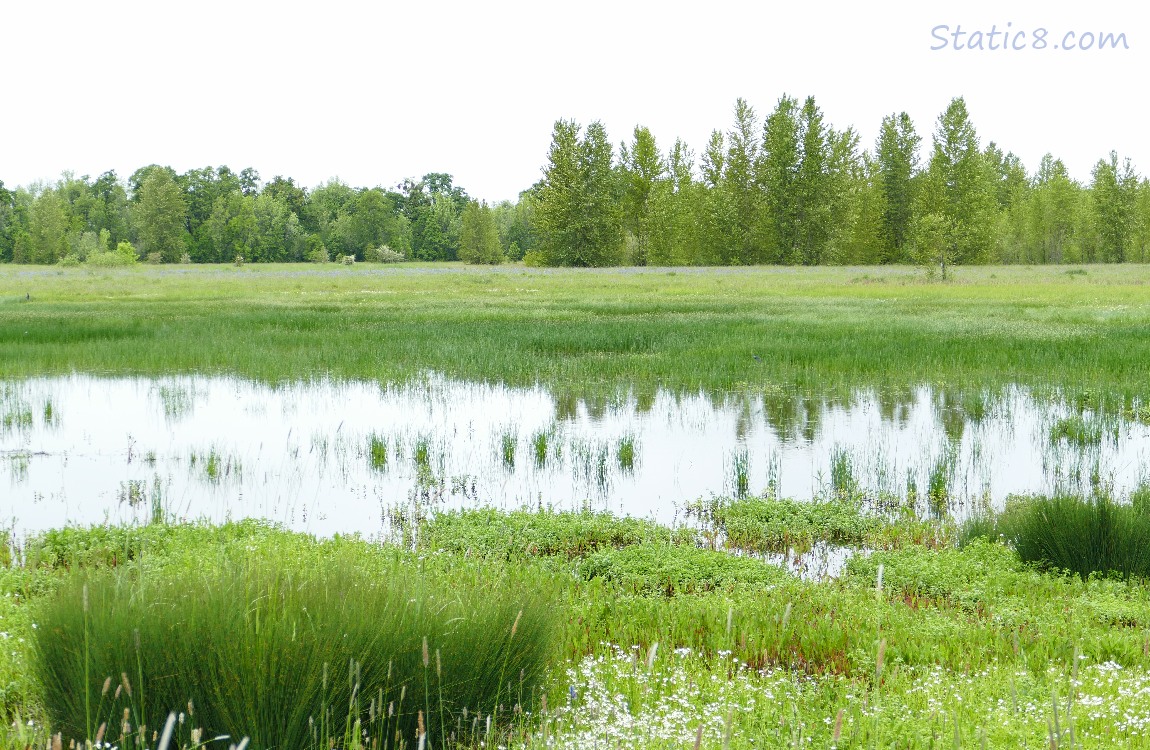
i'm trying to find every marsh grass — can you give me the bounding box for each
[828,447,858,500]
[368,433,388,472]
[31,544,557,749]
[530,429,550,469]
[616,434,636,473]
[1049,415,1111,447]
[729,449,750,499]
[966,492,1150,580]
[500,429,517,470]
[188,448,240,484]
[11,518,1150,747]
[926,451,956,517]
[5,265,1150,409]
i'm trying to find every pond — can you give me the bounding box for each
[3,374,1148,537]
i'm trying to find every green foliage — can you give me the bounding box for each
[1049,414,1112,446]
[875,112,921,262]
[910,211,956,278]
[1091,151,1140,263]
[695,495,878,552]
[134,169,189,263]
[419,509,692,559]
[31,535,557,748]
[459,201,504,265]
[579,543,788,595]
[619,126,666,266]
[86,241,137,267]
[27,190,69,264]
[364,245,405,263]
[913,97,998,268]
[535,120,622,267]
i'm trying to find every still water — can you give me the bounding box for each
[3,374,1148,536]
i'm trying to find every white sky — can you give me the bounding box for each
[1,0,1145,202]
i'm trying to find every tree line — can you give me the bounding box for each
[533,96,1150,268]
[0,166,532,266]
[2,95,1148,267]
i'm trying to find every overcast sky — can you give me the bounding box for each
[1,0,1145,202]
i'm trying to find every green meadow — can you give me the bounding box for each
[5,263,1150,748]
[3,264,1150,405]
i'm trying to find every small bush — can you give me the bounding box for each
[56,254,82,267]
[579,543,788,595]
[522,250,546,267]
[233,254,245,267]
[87,242,138,267]
[145,252,163,264]
[306,245,330,263]
[365,245,406,263]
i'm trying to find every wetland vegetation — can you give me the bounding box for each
[4,264,1150,747]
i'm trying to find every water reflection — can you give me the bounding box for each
[2,374,1148,536]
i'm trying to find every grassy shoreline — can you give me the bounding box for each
[5,508,1150,748]
[2,264,1150,403]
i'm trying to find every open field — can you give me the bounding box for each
[3,264,1150,406]
[6,264,1150,747]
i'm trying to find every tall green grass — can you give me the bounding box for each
[31,547,557,749]
[4,265,1150,407]
[965,492,1150,580]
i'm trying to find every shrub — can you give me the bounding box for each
[233,254,245,267]
[306,245,330,263]
[522,250,546,267]
[145,252,163,264]
[87,242,138,267]
[56,254,82,267]
[365,246,405,263]
[32,543,557,749]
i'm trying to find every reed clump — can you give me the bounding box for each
[965,491,1150,580]
[30,544,557,749]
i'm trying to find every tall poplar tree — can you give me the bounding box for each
[620,126,666,265]
[875,112,920,262]
[757,95,800,263]
[723,98,762,264]
[912,97,997,269]
[28,189,70,263]
[794,96,832,265]
[536,119,622,266]
[1091,151,1139,263]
